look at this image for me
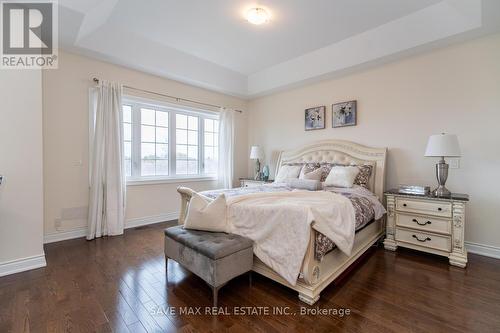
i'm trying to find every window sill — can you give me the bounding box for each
[126,176,218,186]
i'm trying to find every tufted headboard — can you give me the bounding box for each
[274,140,387,200]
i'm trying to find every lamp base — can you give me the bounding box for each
[433,158,451,197]
[254,159,261,180]
[433,185,451,197]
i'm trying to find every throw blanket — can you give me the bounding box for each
[225,190,356,285]
[202,184,386,261]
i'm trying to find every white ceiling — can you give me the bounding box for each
[59,0,500,97]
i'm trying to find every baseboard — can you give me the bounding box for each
[44,212,179,244]
[0,254,47,277]
[465,242,500,259]
[44,227,87,244]
[126,212,179,229]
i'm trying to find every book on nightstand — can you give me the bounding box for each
[398,184,431,195]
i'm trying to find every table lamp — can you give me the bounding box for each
[424,133,461,197]
[250,146,264,180]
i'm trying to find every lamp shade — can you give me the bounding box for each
[249,146,264,159]
[424,134,461,157]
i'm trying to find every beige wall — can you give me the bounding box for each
[42,51,248,236]
[0,70,45,274]
[248,33,500,248]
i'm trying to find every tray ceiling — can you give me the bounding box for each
[58,0,500,97]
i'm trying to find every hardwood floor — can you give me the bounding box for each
[1,221,499,333]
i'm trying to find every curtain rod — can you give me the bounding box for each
[92,78,243,113]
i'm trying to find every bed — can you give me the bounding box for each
[177,140,387,305]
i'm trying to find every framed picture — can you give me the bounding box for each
[305,106,326,130]
[333,100,357,128]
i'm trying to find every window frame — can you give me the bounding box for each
[123,96,219,185]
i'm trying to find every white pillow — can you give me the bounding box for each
[324,166,360,188]
[184,193,228,232]
[275,164,302,182]
[299,167,323,181]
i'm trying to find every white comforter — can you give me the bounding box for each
[225,190,356,285]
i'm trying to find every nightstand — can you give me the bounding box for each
[383,189,469,268]
[239,178,273,188]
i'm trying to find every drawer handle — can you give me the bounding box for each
[412,218,431,226]
[438,207,442,211]
[403,203,407,207]
[412,234,431,242]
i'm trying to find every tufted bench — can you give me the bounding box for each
[164,226,253,306]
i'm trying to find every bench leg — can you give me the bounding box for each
[212,286,220,307]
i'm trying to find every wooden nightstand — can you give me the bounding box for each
[383,189,469,268]
[239,178,273,188]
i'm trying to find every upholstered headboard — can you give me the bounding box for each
[275,140,387,199]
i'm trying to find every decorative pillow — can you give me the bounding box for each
[299,163,322,181]
[354,164,373,188]
[324,166,360,188]
[275,164,303,183]
[299,162,319,176]
[318,163,335,182]
[285,179,323,191]
[301,168,323,181]
[184,193,228,232]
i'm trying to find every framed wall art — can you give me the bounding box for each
[305,106,326,131]
[332,101,357,128]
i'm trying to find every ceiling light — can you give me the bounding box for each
[246,7,269,25]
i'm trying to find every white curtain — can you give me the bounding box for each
[87,81,126,240]
[218,108,235,189]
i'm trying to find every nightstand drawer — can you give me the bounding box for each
[395,227,451,252]
[396,213,451,235]
[396,198,452,218]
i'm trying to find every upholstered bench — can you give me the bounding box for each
[164,226,253,306]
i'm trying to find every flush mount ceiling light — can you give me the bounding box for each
[246,7,269,25]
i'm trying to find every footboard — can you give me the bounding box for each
[177,186,195,225]
[300,231,322,285]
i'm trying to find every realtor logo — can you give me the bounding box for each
[1,0,58,68]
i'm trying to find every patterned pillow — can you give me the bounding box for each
[299,163,320,179]
[301,168,323,181]
[353,164,373,188]
[318,163,335,182]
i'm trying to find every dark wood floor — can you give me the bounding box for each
[1,221,499,333]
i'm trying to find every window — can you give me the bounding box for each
[176,114,199,175]
[122,97,219,182]
[140,107,169,176]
